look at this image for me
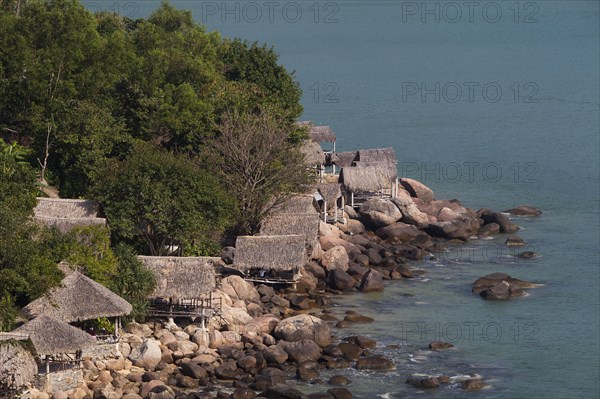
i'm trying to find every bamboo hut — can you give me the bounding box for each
[315,182,345,223]
[260,213,320,254]
[340,164,399,208]
[333,151,358,170]
[23,271,132,338]
[33,198,107,233]
[14,315,94,375]
[271,194,319,215]
[300,140,326,178]
[233,235,307,284]
[138,256,221,324]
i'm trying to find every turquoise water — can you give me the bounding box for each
[92,1,599,397]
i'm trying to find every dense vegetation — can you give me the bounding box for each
[0,0,310,329]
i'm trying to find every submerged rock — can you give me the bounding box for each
[473,273,539,300]
[503,205,542,217]
[406,373,444,388]
[354,356,394,371]
[505,235,526,246]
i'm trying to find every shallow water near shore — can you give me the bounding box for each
[94,1,599,397]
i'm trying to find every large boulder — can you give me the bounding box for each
[472,273,539,300]
[359,269,384,293]
[221,275,261,303]
[424,221,472,241]
[400,178,434,203]
[0,340,37,390]
[284,340,322,363]
[503,205,542,217]
[358,199,402,228]
[220,246,236,264]
[354,356,394,371]
[375,222,422,243]
[129,339,162,371]
[406,373,441,389]
[262,384,308,399]
[327,269,356,291]
[274,314,331,347]
[221,304,253,332]
[319,236,359,253]
[390,192,429,228]
[319,221,342,238]
[479,211,519,233]
[321,246,349,272]
[245,316,280,335]
[262,345,289,364]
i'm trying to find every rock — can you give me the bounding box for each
[505,235,525,246]
[0,340,37,389]
[400,178,434,203]
[232,387,257,399]
[346,264,370,280]
[166,340,198,355]
[175,374,198,389]
[518,251,538,259]
[304,262,326,280]
[319,236,358,253]
[391,244,423,260]
[221,246,236,264]
[358,269,384,293]
[246,316,280,335]
[319,221,342,238]
[375,222,421,243]
[337,219,365,235]
[327,269,356,291]
[343,335,376,349]
[221,276,261,303]
[155,330,177,347]
[129,339,162,371]
[406,373,440,389]
[480,211,519,233]
[296,364,320,382]
[337,343,361,361]
[354,356,394,371]
[390,193,429,228]
[127,322,153,338]
[364,248,382,266]
[290,295,311,310]
[343,311,373,323]
[180,361,207,379]
[237,355,258,372]
[262,384,308,399]
[140,380,165,398]
[122,395,143,399]
[307,394,334,399]
[344,205,358,219]
[253,368,286,390]
[328,375,352,386]
[359,199,402,228]
[284,340,322,363]
[461,376,485,390]
[146,384,174,399]
[479,222,500,236]
[429,341,454,350]
[221,304,253,332]
[424,221,471,241]
[52,392,68,399]
[503,205,542,217]
[326,387,353,399]
[263,345,289,364]
[321,246,350,272]
[436,207,462,222]
[274,314,331,347]
[480,281,511,300]
[396,265,413,278]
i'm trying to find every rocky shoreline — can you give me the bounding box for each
[26,181,542,399]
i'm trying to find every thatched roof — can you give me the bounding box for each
[234,235,307,271]
[340,165,396,193]
[296,121,336,143]
[34,216,107,234]
[23,271,132,323]
[334,151,358,168]
[14,315,94,355]
[34,198,100,219]
[300,140,326,166]
[260,213,319,252]
[138,256,218,300]
[317,182,343,205]
[272,194,318,214]
[356,147,397,165]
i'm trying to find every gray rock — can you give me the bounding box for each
[359,199,402,228]
[274,314,332,347]
[358,269,384,293]
[327,269,356,291]
[400,178,434,203]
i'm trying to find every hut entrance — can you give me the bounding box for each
[147,294,222,329]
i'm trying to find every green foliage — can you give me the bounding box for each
[110,245,155,323]
[93,142,236,255]
[0,294,18,332]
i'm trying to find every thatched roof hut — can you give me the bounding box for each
[23,271,132,323]
[334,151,358,169]
[260,213,319,252]
[356,147,397,165]
[340,165,396,193]
[34,216,107,234]
[34,198,100,219]
[14,315,94,355]
[234,235,307,272]
[138,256,219,300]
[272,194,318,214]
[300,140,326,166]
[296,121,336,143]
[317,182,343,205]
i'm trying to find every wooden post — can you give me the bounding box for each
[333,198,338,223]
[351,192,354,208]
[323,199,327,222]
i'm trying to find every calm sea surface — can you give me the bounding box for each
[92,1,599,397]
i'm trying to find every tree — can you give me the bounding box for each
[206,108,312,236]
[93,142,236,255]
